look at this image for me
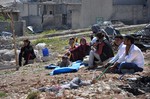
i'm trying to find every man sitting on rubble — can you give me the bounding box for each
[104,35,126,68]
[110,35,144,73]
[19,39,36,66]
[88,31,114,69]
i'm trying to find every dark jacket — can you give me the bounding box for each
[19,43,36,66]
[20,45,36,58]
[96,39,114,62]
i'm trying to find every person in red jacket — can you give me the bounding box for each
[88,32,114,69]
[66,37,90,62]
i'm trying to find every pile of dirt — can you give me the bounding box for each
[119,76,150,95]
[0,38,13,50]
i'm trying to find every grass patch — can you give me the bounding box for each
[25,29,56,36]
[32,38,52,45]
[0,70,14,75]
[119,26,144,34]
[27,91,40,99]
[32,36,91,54]
[32,37,68,53]
[0,91,7,98]
[41,29,56,35]
[146,63,150,66]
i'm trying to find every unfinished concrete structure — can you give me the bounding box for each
[79,0,113,28]
[23,0,150,29]
[3,0,150,33]
[40,0,81,30]
[18,0,113,29]
[0,0,25,36]
[77,0,150,28]
[17,0,81,31]
[112,0,150,24]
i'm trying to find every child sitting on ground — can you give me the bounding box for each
[57,55,71,67]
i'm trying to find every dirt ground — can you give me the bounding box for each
[0,50,150,99]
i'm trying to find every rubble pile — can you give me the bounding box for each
[0,38,14,63]
[119,76,150,95]
[0,37,14,50]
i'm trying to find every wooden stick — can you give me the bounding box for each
[8,11,18,67]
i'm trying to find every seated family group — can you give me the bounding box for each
[19,29,144,74]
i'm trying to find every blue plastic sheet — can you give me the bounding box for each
[45,64,59,69]
[50,60,85,75]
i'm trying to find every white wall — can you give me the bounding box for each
[148,0,150,19]
[29,4,38,15]
[112,4,150,24]
[17,3,38,17]
[78,0,113,28]
[72,8,81,29]
[113,5,143,20]
[17,3,29,17]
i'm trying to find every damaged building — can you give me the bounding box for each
[1,0,150,35]
[0,0,25,36]
[18,0,150,30]
[17,0,81,31]
[112,0,150,24]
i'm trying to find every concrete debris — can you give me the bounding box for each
[119,76,150,95]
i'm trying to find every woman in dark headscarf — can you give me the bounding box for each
[67,37,90,61]
[19,39,36,66]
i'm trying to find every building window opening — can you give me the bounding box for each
[49,11,53,15]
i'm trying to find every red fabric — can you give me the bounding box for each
[70,44,90,61]
[96,42,105,55]
[28,54,31,61]
[69,46,78,61]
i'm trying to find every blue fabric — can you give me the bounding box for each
[45,64,60,69]
[50,60,84,75]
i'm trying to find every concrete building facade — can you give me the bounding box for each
[112,0,150,24]
[0,0,25,36]
[16,0,150,30]
[17,0,81,30]
[3,0,150,33]
[79,0,113,28]
[17,2,42,32]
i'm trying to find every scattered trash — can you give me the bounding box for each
[27,26,43,34]
[126,77,137,81]
[118,76,150,95]
[38,77,92,92]
[130,24,150,51]
[27,26,34,33]
[0,31,12,37]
